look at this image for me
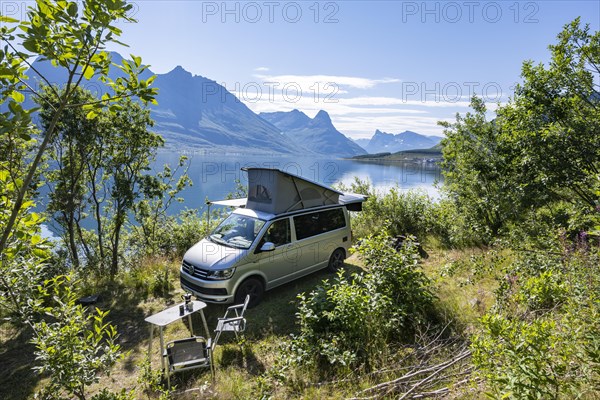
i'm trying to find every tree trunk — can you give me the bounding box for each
[66,213,80,269]
[110,212,124,279]
[88,165,105,264]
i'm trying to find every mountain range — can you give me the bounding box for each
[356,130,443,154]
[259,109,366,157]
[149,66,300,154]
[18,52,437,156]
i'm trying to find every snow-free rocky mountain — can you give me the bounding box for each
[19,53,309,154]
[149,66,303,154]
[260,109,367,157]
[359,130,443,154]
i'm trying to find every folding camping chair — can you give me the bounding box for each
[164,336,214,386]
[213,294,250,347]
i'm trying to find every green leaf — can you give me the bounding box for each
[11,91,24,103]
[82,65,94,80]
[0,16,19,23]
[67,2,78,17]
[131,54,141,68]
[22,39,39,53]
[86,110,98,119]
[32,248,48,258]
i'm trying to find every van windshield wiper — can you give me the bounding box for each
[227,237,251,249]
[209,234,231,247]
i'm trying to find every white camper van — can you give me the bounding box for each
[180,168,366,307]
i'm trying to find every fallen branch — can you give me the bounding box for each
[399,350,471,399]
[349,344,473,400]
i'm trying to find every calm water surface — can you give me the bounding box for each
[156,151,442,216]
[40,151,442,238]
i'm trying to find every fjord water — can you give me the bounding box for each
[39,151,441,240]
[156,151,442,216]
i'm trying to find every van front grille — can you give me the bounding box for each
[182,260,209,279]
[180,276,227,296]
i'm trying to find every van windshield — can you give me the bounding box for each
[209,214,265,249]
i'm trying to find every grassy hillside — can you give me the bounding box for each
[0,250,488,400]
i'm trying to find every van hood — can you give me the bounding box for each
[183,238,247,270]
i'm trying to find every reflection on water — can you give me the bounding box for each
[156,151,442,216]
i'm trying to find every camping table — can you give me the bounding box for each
[145,300,211,372]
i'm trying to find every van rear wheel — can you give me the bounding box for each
[328,248,345,272]
[234,277,264,308]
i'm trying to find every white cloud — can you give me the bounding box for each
[254,66,270,72]
[233,92,429,116]
[231,71,505,139]
[340,96,473,108]
[253,74,400,90]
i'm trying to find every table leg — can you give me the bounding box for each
[187,313,194,336]
[148,325,153,365]
[159,327,165,372]
[200,310,210,339]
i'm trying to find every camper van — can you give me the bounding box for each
[180,168,365,307]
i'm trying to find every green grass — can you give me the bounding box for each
[0,247,495,399]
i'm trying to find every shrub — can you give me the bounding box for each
[471,240,600,398]
[32,275,123,400]
[353,232,436,330]
[278,231,435,377]
[149,264,174,298]
[293,272,389,374]
[339,178,481,248]
[171,208,213,257]
[354,188,435,240]
[430,198,484,248]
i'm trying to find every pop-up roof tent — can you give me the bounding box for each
[207,168,366,214]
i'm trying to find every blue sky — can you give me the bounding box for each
[103,1,600,138]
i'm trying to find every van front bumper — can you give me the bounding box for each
[180,271,235,304]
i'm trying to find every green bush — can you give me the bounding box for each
[124,207,216,262]
[278,231,435,377]
[149,264,174,298]
[171,208,213,257]
[292,271,389,374]
[353,232,436,329]
[338,178,480,248]
[353,187,435,240]
[517,270,567,312]
[471,241,600,398]
[430,198,484,248]
[32,275,123,400]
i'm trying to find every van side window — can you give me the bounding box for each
[294,208,346,240]
[261,218,291,248]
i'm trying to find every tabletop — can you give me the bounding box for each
[145,300,207,327]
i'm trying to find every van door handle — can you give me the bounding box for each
[342,236,348,242]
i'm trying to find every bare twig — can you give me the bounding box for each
[348,339,473,400]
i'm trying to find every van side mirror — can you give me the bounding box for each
[260,242,276,252]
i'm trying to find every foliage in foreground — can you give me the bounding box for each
[273,231,435,380]
[32,275,124,400]
[440,19,599,242]
[0,0,157,260]
[471,237,600,399]
[40,86,165,277]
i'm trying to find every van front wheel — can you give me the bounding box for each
[235,278,264,308]
[328,248,345,272]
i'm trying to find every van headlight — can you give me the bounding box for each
[206,268,236,280]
